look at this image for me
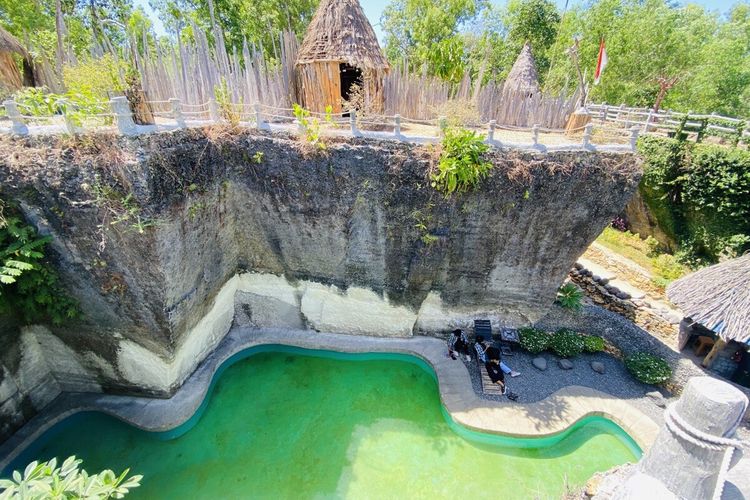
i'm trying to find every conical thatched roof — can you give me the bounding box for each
[295,0,389,70]
[667,253,750,344]
[504,41,540,95]
[0,26,25,55]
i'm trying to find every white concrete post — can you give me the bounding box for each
[629,126,641,151]
[58,99,81,135]
[644,110,654,133]
[3,100,28,136]
[487,120,497,144]
[350,109,361,137]
[601,104,608,121]
[294,119,304,135]
[582,123,593,149]
[208,98,219,121]
[169,98,186,129]
[616,103,626,120]
[532,124,540,147]
[635,377,748,500]
[438,116,447,137]
[254,103,269,130]
[110,96,136,136]
[393,114,401,137]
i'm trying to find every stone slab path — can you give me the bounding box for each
[0,327,661,472]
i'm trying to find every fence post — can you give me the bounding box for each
[3,100,28,136]
[254,103,269,130]
[601,104,608,121]
[110,96,136,136]
[532,124,540,148]
[59,99,81,135]
[169,98,186,129]
[629,125,641,151]
[208,98,219,122]
[350,109,362,137]
[438,116,447,137]
[487,120,496,144]
[582,123,593,149]
[644,109,654,133]
[393,114,401,138]
[616,103,626,120]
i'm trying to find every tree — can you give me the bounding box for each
[0,456,141,499]
[381,0,485,82]
[503,0,560,77]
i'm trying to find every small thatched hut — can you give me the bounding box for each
[667,254,750,381]
[295,0,389,113]
[0,26,29,92]
[504,41,540,97]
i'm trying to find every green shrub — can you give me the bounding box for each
[556,283,583,310]
[549,328,584,358]
[431,127,492,195]
[582,335,605,353]
[518,327,551,354]
[625,352,672,384]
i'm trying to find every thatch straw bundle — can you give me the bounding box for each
[504,42,540,96]
[667,253,750,344]
[296,0,389,71]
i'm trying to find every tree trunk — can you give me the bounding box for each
[653,85,668,113]
[54,0,65,75]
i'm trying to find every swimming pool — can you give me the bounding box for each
[3,346,640,499]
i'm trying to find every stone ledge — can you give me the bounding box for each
[0,327,659,471]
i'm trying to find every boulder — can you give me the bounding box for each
[646,390,667,408]
[591,361,605,374]
[559,359,574,370]
[532,357,547,371]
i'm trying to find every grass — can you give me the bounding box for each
[595,226,690,288]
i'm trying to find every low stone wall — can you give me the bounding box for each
[583,243,665,299]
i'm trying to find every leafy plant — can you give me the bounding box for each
[0,203,79,325]
[13,86,109,128]
[0,455,141,499]
[252,151,264,164]
[293,103,334,150]
[625,352,672,384]
[430,127,492,195]
[214,77,242,126]
[556,283,583,310]
[549,328,584,358]
[518,327,551,354]
[582,335,606,353]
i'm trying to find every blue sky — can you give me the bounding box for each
[134,0,743,42]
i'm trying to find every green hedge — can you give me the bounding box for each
[518,327,551,354]
[582,335,606,353]
[549,328,584,358]
[637,136,750,265]
[625,352,672,384]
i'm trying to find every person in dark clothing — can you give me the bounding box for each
[448,329,471,361]
[485,359,506,393]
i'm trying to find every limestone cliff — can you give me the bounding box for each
[0,128,641,440]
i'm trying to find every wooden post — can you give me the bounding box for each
[616,103,625,120]
[644,109,654,133]
[702,338,727,368]
[630,126,641,151]
[110,97,137,136]
[3,100,28,135]
[600,103,608,121]
[169,98,186,128]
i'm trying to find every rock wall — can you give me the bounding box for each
[0,129,640,441]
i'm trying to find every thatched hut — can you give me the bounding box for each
[504,41,540,97]
[295,0,390,113]
[667,254,750,384]
[0,26,30,92]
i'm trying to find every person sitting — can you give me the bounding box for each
[476,339,521,378]
[485,358,506,394]
[448,329,472,361]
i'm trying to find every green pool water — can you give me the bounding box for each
[4,347,640,499]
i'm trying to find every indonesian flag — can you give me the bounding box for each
[595,39,608,85]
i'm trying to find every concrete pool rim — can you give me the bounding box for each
[0,327,659,471]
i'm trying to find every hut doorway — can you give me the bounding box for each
[340,63,362,103]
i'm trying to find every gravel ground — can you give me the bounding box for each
[460,346,670,424]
